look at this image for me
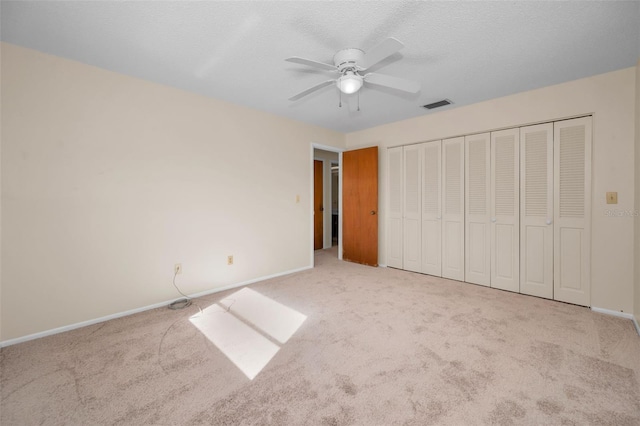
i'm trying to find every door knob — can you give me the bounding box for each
[546,219,553,225]
[370,210,376,215]
[491,218,497,223]
[436,216,442,220]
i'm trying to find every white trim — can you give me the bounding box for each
[633,317,640,337]
[590,306,634,320]
[378,264,387,268]
[0,265,311,348]
[313,143,345,153]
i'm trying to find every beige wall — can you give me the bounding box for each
[1,41,637,342]
[635,58,640,325]
[0,43,344,341]
[346,67,637,313]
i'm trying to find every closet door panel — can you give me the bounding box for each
[442,137,465,281]
[520,123,554,299]
[387,147,403,268]
[553,117,591,306]
[465,133,491,286]
[421,141,442,276]
[403,145,422,272]
[491,128,520,292]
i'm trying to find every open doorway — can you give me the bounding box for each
[331,161,339,247]
[312,145,342,263]
[311,144,379,268]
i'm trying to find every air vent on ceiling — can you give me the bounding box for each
[422,99,452,110]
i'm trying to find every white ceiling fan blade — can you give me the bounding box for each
[364,73,420,93]
[359,38,404,70]
[285,57,336,72]
[289,80,336,101]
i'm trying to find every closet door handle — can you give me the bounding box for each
[491,218,497,223]
[546,219,553,225]
[436,216,442,220]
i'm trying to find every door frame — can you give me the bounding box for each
[311,143,344,267]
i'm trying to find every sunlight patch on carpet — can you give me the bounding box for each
[227,287,307,343]
[189,288,306,380]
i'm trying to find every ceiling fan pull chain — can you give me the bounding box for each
[357,90,360,111]
[339,89,342,108]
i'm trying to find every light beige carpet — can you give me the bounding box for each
[2,248,640,425]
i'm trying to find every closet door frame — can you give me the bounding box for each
[402,144,422,272]
[421,140,442,276]
[465,133,491,286]
[490,128,520,293]
[442,136,465,281]
[520,123,554,299]
[553,116,592,306]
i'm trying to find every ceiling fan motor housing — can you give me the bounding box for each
[333,48,364,72]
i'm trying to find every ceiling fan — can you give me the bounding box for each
[286,38,420,101]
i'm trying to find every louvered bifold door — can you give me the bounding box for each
[403,145,422,272]
[465,133,491,286]
[553,117,591,306]
[490,129,520,292]
[520,123,554,299]
[421,141,442,276]
[442,137,465,281]
[387,147,403,269]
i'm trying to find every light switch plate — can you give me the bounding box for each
[606,192,617,204]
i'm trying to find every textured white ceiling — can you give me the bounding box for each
[2,1,639,133]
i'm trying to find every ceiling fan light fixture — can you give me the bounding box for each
[337,71,363,94]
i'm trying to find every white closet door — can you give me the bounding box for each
[465,133,491,286]
[520,123,554,299]
[387,147,403,269]
[403,145,422,272]
[422,141,442,276]
[554,117,591,306]
[442,137,465,281]
[491,128,520,292]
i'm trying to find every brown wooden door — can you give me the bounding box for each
[314,160,323,250]
[343,146,378,266]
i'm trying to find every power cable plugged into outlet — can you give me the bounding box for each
[168,267,201,314]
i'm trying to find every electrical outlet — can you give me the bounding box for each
[174,263,182,274]
[227,255,233,265]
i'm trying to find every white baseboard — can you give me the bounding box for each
[378,264,387,268]
[0,265,312,348]
[590,306,634,320]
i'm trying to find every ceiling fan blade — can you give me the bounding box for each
[285,57,336,72]
[364,73,420,93]
[359,38,404,70]
[289,80,336,101]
